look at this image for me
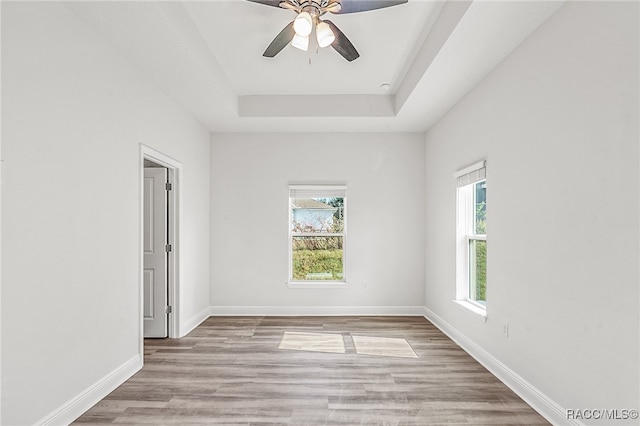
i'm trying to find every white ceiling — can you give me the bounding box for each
[65,0,565,133]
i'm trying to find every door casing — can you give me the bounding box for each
[140,145,181,353]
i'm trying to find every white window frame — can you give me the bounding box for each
[455,161,487,318]
[287,185,347,288]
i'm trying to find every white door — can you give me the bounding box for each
[143,167,168,338]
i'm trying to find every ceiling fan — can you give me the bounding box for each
[247,0,408,62]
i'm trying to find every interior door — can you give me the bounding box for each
[143,167,168,338]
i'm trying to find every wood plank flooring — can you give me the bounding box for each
[74,316,548,425]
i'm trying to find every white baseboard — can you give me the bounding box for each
[209,305,426,317]
[423,307,582,426]
[37,354,142,426]
[180,306,214,337]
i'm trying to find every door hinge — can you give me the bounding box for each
[165,182,172,191]
[165,305,172,314]
[165,244,172,252]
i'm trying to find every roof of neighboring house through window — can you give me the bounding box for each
[291,198,335,209]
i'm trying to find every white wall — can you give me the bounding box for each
[0,2,3,420]
[1,3,210,424]
[210,133,424,312]
[423,1,638,423]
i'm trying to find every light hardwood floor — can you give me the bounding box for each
[75,316,549,425]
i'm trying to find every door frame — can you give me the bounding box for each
[140,145,181,351]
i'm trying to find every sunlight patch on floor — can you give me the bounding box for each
[352,335,418,358]
[278,331,346,354]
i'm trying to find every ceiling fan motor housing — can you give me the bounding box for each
[300,1,325,18]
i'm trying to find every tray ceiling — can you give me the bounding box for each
[65,0,565,132]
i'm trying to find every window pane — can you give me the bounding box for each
[474,181,486,235]
[469,239,487,303]
[292,198,344,233]
[292,236,343,280]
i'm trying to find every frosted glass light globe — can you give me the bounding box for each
[293,12,313,36]
[316,21,335,48]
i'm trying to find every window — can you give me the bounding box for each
[456,161,487,311]
[289,185,346,284]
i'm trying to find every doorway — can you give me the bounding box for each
[140,145,180,344]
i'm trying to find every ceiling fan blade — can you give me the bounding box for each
[332,0,407,14]
[323,20,359,62]
[246,0,286,9]
[263,21,296,58]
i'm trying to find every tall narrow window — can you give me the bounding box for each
[456,162,487,310]
[289,185,346,283]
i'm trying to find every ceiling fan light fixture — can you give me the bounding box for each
[316,21,335,48]
[293,12,313,36]
[291,33,309,51]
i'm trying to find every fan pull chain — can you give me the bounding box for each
[308,38,319,65]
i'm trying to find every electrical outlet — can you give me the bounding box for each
[502,323,509,338]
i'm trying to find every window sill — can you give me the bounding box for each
[453,300,487,322]
[287,281,349,289]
